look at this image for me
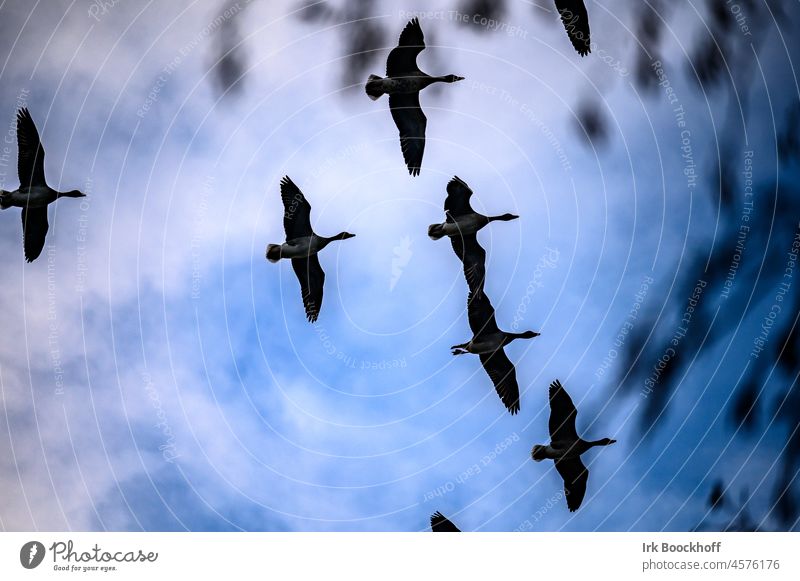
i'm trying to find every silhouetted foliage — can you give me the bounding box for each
[209,1,249,97]
[296,0,334,23]
[709,479,726,510]
[732,380,759,432]
[340,1,385,90]
[575,101,607,146]
[459,0,507,29]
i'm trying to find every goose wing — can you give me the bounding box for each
[430,511,461,532]
[450,234,486,292]
[280,176,313,241]
[21,207,49,262]
[291,254,325,323]
[389,92,426,176]
[479,349,521,414]
[548,379,579,442]
[554,0,591,56]
[386,18,425,76]
[444,176,476,219]
[17,108,46,188]
[466,289,500,337]
[555,457,588,511]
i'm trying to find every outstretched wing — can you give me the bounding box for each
[479,349,521,414]
[555,457,589,512]
[280,176,313,240]
[466,289,500,338]
[389,93,426,176]
[291,255,325,323]
[430,511,461,532]
[444,176,475,219]
[17,108,46,188]
[387,18,425,76]
[21,206,49,262]
[450,234,486,293]
[548,379,579,442]
[554,0,591,56]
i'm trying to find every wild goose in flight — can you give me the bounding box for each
[554,0,591,56]
[430,511,461,532]
[452,290,539,415]
[266,176,355,323]
[429,176,518,291]
[365,18,464,176]
[531,380,616,511]
[0,108,86,262]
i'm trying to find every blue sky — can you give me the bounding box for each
[0,0,798,531]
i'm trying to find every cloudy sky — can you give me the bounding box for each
[0,0,798,531]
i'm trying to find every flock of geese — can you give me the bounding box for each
[0,2,617,529]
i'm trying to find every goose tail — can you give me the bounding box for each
[531,445,548,462]
[266,244,282,263]
[427,223,446,240]
[365,74,385,100]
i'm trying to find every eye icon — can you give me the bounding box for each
[20,541,45,569]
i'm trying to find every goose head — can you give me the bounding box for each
[490,213,519,222]
[445,74,465,83]
[518,330,540,339]
[59,189,86,198]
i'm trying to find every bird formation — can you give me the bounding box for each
[1,3,614,527]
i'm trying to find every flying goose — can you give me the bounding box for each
[554,0,591,56]
[428,176,518,291]
[430,511,461,532]
[0,108,86,262]
[365,18,464,176]
[451,290,539,414]
[266,176,355,323]
[531,380,616,511]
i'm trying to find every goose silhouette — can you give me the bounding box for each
[0,108,86,262]
[452,290,539,414]
[366,18,464,176]
[531,380,616,511]
[429,176,518,292]
[266,177,355,323]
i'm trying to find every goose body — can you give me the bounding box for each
[266,176,355,323]
[274,234,332,259]
[365,18,464,176]
[531,380,616,511]
[451,290,539,414]
[457,332,510,355]
[0,108,86,262]
[373,75,442,95]
[1,186,57,209]
[434,213,489,238]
